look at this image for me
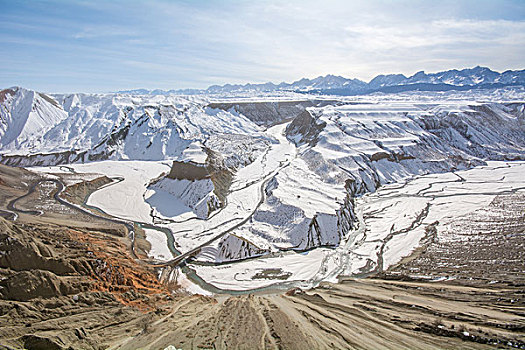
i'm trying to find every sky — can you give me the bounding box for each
[0,0,524,93]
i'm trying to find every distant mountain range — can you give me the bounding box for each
[118,66,525,96]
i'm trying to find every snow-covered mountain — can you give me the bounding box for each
[118,67,525,96]
[285,74,368,92]
[0,87,68,149]
[0,87,273,165]
[403,66,522,86]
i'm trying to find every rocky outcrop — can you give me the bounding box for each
[336,179,359,238]
[168,161,209,180]
[216,234,270,262]
[301,179,358,250]
[1,150,86,167]
[285,109,326,146]
[369,151,415,162]
[0,222,75,275]
[303,213,339,249]
[0,270,80,301]
[0,88,16,104]
[204,148,233,205]
[0,145,118,167]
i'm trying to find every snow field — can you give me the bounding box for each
[361,161,525,271]
[143,227,173,261]
[35,160,172,223]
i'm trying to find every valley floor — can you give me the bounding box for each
[30,159,525,294]
[0,161,524,349]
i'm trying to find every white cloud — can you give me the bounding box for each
[73,25,138,39]
[171,4,525,83]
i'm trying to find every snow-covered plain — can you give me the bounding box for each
[350,161,525,274]
[33,160,172,223]
[143,227,174,261]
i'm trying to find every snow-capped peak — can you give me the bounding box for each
[0,87,67,148]
[117,67,525,96]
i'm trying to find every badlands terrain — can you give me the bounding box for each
[0,73,524,348]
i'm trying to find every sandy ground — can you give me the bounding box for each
[107,277,524,350]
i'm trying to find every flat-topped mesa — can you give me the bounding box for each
[167,161,209,180]
[167,147,233,203]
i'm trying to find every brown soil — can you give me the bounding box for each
[0,163,36,203]
[104,277,525,350]
[0,216,173,349]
